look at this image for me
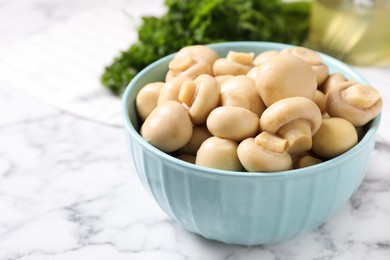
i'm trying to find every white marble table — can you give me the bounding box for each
[0,0,389,259]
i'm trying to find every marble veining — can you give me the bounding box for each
[0,0,389,259]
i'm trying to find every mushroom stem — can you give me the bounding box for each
[227,51,254,65]
[196,137,243,171]
[254,132,287,153]
[179,80,197,107]
[277,119,313,154]
[180,74,220,125]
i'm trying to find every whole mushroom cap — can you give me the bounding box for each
[166,45,219,81]
[280,47,322,65]
[207,106,260,142]
[246,66,261,81]
[281,47,330,86]
[220,75,266,117]
[196,136,243,171]
[325,81,383,126]
[136,82,164,121]
[179,74,220,125]
[313,90,326,114]
[141,101,193,152]
[280,47,329,86]
[215,75,233,85]
[178,127,212,155]
[255,54,317,107]
[174,45,219,65]
[158,75,191,105]
[213,51,254,76]
[237,136,292,172]
[294,155,322,169]
[320,73,347,93]
[312,63,329,86]
[253,50,279,66]
[312,117,358,158]
[260,96,322,135]
[260,96,322,154]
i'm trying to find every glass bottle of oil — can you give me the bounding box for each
[307,0,390,66]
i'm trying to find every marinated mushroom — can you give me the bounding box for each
[325,81,383,126]
[312,117,358,158]
[133,44,382,173]
[237,132,292,172]
[255,54,317,107]
[178,127,212,155]
[253,50,279,65]
[158,75,191,105]
[294,155,322,169]
[141,100,193,152]
[281,46,329,85]
[313,90,326,114]
[166,45,218,81]
[260,96,322,154]
[220,75,266,117]
[136,82,164,121]
[196,136,243,171]
[280,47,322,65]
[320,73,347,93]
[291,150,321,166]
[178,74,220,124]
[312,64,329,86]
[246,66,261,81]
[213,51,254,76]
[215,75,233,85]
[322,113,330,119]
[207,106,259,142]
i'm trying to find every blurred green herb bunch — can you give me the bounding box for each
[101,0,311,95]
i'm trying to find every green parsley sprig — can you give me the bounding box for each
[101,0,311,95]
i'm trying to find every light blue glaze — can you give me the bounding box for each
[122,42,381,245]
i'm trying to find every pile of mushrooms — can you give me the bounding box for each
[136,45,383,172]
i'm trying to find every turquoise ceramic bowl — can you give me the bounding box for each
[122,42,381,245]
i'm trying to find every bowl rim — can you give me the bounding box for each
[121,41,381,179]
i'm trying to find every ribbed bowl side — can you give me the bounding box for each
[122,42,380,245]
[124,133,151,196]
[125,126,377,245]
[125,132,177,220]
